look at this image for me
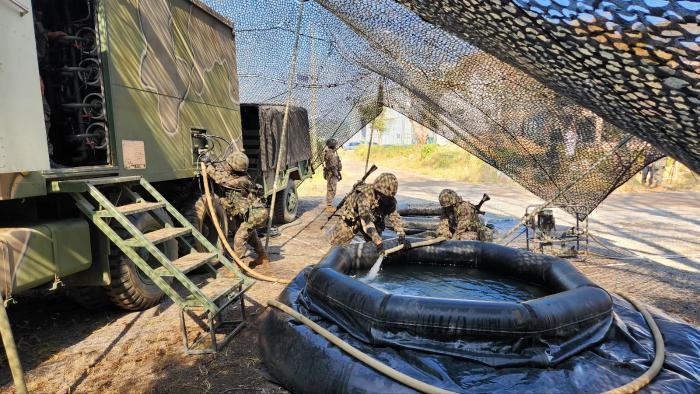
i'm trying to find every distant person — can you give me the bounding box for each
[207,151,269,267]
[330,173,406,251]
[641,164,655,187]
[436,189,493,241]
[323,138,342,210]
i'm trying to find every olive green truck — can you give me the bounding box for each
[0,0,312,353]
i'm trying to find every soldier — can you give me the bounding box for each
[330,173,407,251]
[207,151,270,266]
[436,189,489,241]
[323,138,342,210]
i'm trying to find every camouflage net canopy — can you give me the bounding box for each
[204,0,699,217]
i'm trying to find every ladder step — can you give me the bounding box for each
[113,201,166,216]
[126,227,190,247]
[187,277,246,309]
[156,252,217,276]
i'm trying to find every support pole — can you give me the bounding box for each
[364,125,374,174]
[0,298,28,394]
[265,0,305,252]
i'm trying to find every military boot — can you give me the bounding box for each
[250,232,270,267]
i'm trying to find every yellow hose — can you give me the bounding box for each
[602,293,665,394]
[268,299,456,394]
[200,162,290,284]
[270,290,663,394]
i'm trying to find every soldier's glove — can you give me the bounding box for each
[398,234,410,249]
[374,240,385,253]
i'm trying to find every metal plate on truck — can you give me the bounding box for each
[122,140,146,169]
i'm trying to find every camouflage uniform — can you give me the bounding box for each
[436,189,484,241]
[330,173,405,246]
[207,152,269,264]
[323,139,342,207]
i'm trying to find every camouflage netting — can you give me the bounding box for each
[204,0,699,217]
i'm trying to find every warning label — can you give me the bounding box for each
[122,140,146,170]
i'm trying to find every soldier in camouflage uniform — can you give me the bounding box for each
[436,189,492,241]
[323,138,342,210]
[207,151,269,266]
[330,173,406,251]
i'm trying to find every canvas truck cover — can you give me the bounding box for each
[258,105,312,173]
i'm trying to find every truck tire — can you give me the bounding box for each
[273,181,298,224]
[183,194,228,253]
[107,211,177,311]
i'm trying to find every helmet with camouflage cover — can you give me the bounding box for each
[373,173,398,196]
[439,189,461,208]
[326,138,338,148]
[226,151,249,172]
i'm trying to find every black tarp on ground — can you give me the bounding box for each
[257,104,312,173]
[260,266,700,393]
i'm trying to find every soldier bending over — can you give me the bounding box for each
[437,189,492,241]
[207,151,270,266]
[330,173,406,251]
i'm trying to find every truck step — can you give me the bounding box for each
[126,227,190,247]
[114,201,166,216]
[156,252,217,276]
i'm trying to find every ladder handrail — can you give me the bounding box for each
[80,186,219,312]
[138,178,252,286]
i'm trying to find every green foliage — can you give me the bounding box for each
[352,144,510,184]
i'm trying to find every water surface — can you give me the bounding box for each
[359,263,549,302]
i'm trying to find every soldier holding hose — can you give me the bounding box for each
[207,151,270,267]
[330,173,407,251]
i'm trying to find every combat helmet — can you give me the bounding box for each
[227,151,249,172]
[326,138,338,148]
[439,189,461,208]
[373,173,398,196]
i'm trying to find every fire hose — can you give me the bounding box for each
[200,162,290,284]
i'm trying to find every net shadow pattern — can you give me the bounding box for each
[204,0,669,217]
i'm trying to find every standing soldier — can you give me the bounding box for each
[323,138,342,210]
[207,151,270,266]
[437,189,492,241]
[330,173,407,251]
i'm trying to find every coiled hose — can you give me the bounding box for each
[200,162,290,284]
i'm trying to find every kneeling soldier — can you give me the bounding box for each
[437,189,492,241]
[207,151,270,266]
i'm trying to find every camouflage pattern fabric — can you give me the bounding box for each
[331,183,404,245]
[323,146,342,205]
[206,162,268,257]
[233,205,268,257]
[436,200,481,241]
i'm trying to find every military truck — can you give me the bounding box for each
[0,0,312,351]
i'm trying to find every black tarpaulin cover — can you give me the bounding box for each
[260,268,700,393]
[258,105,312,173]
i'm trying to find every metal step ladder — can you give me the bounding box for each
[52,176,254,354]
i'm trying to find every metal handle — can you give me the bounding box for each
[6,0,30,16]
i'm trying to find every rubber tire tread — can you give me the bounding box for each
[106,211,177,311]
[273,181,298,224]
